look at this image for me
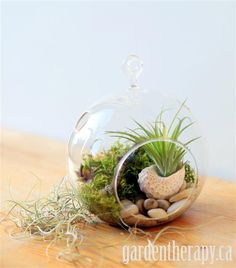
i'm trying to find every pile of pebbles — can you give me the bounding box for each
[120,180,193,227]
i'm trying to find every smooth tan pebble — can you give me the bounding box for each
[123,214,157,227]
[169,188,192,203]
[120,204,139,219]
[167,199,187,214]
[135,199,145,214]
[144,198,158,210]
[121,199,133,206]
[157,199,170,210]
[147,208,168,221]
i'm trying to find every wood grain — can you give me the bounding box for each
[0,129,235,268]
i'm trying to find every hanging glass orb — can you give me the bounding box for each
[68,55,206,227]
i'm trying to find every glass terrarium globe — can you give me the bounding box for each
[68,55,206,228]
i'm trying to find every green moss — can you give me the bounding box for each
[184,162,196,183]
[79,175,120,224]
[118,148,153,200]
[81,141,129,180]
[79,142,128,224]
[79,141,154,223]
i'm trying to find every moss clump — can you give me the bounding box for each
[184,162,196,183]
[80,142,130,181]
[118,148,153,200]
[79,142,153,223]
[79,175,120,224]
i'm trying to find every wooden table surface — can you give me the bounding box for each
[0,129,236,268]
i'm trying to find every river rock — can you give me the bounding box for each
[121,199,133,206]
[135,199,145,214]
[167,199,187,214]
[123,214,157,227]
[144,198,158,210]
[120,204,139,219]
[147,208,168,221]
[157,199,170,210]
[169,188,192,203]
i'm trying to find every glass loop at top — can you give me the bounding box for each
[123,55,143,89]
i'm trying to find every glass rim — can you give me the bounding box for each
[111,137,199,225]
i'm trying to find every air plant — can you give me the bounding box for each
[108,101,199,177]
[1,178,98,264]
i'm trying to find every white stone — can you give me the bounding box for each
[123,214,157,227]
[147,208,168,221]
[169,188,192,203]
[144,198,158,210]
[120,204,139,219]
[167,199,187,214]
[121,199,133,206]
[135,199,145,214]
[157,199,170,210]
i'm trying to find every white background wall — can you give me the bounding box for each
[1,1,235,180]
